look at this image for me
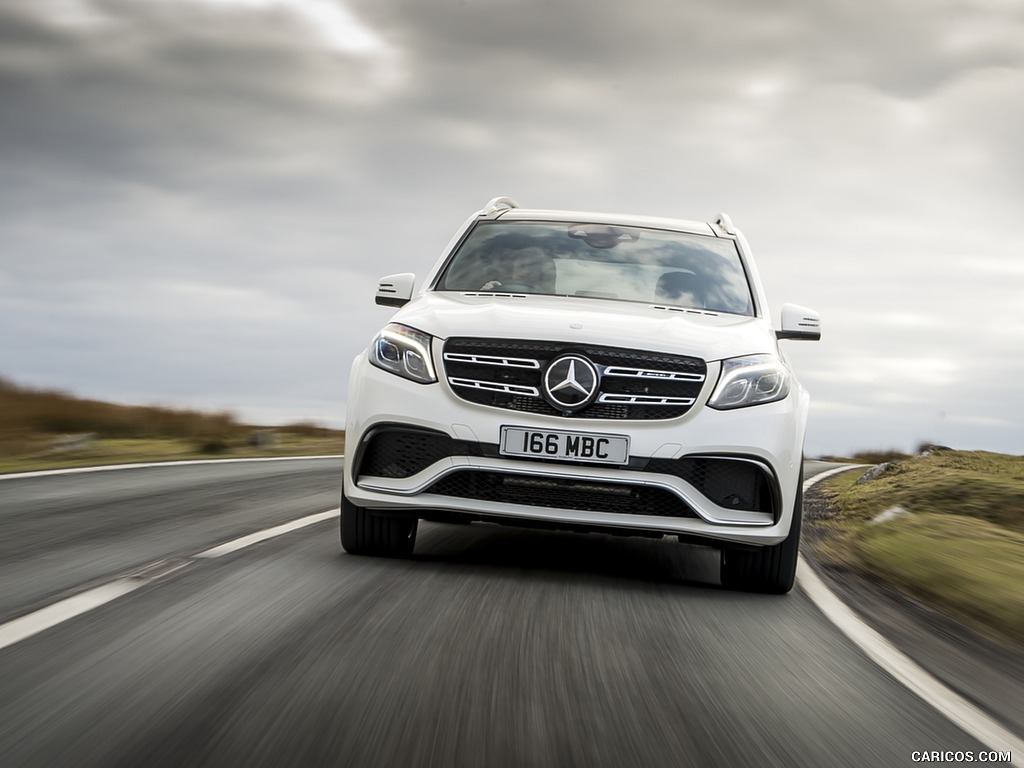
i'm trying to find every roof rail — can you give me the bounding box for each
[714,212,736,235]
[483,196,520,215]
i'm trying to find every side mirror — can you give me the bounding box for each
[776,303,821,341]
[375,273,416,307]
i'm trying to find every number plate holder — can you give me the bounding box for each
[499,426,630,465]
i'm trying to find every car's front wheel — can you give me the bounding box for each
[719,471,803,594]
[340,489,418,557]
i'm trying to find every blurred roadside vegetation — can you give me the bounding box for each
[0,377,344,474]
[820,448,914,465]
[811,449,1024,646]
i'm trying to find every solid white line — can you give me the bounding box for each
[0,580,141,652]
[0,455,344,481]
[798,469,1024,754]
[193,508,340,559]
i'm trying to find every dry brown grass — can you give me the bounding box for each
[0,377,344,471]
[0,377,240,439]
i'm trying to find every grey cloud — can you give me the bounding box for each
[1,0,1023,453]
[0,2,382,189]
[351,0,1023,98]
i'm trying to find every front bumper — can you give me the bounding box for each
[344,353,808,548]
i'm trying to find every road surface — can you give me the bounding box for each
[0,458,1008,766]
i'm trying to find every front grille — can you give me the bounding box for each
[443,338,706,420]
[426,471,699,518]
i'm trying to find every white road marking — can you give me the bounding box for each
[194,509,340,558]
[0,455,343,481]
[0,580,141,652]
[0,508,340,651]
[798,468,1024,755]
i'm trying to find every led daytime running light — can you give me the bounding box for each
[369,323,437,384]
[709,354,791,409]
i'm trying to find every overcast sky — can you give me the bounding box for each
[2,0,1023,457]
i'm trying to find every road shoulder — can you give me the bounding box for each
[802,473,1024,739]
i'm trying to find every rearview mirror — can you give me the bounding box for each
[776,303,821,341]
[375,273,416,307]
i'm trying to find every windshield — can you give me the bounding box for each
[435,221,754,316]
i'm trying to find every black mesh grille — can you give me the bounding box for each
[646,457,774,515]
[358,429,460,478]
[443,338,705,420]
[426,471,698,518]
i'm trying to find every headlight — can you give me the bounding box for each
[368,323,437,384]
[708,354,791,409]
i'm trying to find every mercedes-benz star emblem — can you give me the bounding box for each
[543,355,599,412]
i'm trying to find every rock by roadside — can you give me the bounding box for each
[802,473,1024,738]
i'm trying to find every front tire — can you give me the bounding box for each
[340,490,417,557]
[720,470,803,594]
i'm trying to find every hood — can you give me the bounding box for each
[391,292,778,361]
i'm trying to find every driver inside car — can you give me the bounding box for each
[480,247,556,293]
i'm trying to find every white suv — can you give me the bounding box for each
[342,197,820,593]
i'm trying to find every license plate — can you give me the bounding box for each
[500,426,630,465]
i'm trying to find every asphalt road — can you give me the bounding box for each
[0,459,1002,767]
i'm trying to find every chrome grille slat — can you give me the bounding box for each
[602,366,705,382]
[443,353,540,369]
[449,377,540,397]
[598,394,696,406]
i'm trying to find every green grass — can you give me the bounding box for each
[813,450,1024,645]
[826,450,1024,532]
[858,513,1024,643]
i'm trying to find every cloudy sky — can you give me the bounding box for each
[2,0,1023,457]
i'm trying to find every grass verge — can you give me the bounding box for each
[0,377,345,475]
[808,450,1024,646]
